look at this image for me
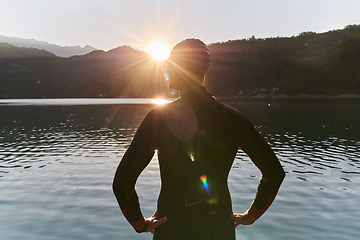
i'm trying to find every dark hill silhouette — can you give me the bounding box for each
[206,24,360,96]
[0,44,168,98]
[1,25,360,99]
[0,42,55,59]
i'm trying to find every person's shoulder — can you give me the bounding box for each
[149,99,179,114]
[142,100,176,122]
[150,97,184,113]
[213,100,254,126]
[213,100,243,117]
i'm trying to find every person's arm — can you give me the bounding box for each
[112,110,167,232]
[232,115,285,225]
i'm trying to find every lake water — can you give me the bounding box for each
[1,98,359,240]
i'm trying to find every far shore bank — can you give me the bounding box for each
[216,94,360,101]
[1,94,360,101]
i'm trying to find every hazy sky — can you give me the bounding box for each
[1,0,359,52]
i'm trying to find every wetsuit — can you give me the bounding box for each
[113,86,285,240]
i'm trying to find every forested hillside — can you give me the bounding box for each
[1,25,359,98]
[206,25,360,96]
[0,45,168,98]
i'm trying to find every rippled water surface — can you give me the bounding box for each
[1,98,359,240]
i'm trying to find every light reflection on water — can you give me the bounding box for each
[0,98,173,106]
[1,98,360,240]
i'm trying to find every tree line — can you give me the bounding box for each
[206,24,360,97]
[1,25,359,99]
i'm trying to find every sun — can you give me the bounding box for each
[147,42,170,60]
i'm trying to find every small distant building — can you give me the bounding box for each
[271,87,279,94]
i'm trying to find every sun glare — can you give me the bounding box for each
[147,42,170,60]
[152,99,170,105]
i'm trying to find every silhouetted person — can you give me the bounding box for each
[113,39,285,240]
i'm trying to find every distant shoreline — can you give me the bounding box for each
[217,94,360,100]
[2,94,360,101]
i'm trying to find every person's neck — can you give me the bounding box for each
[179,85,203,96]
[179,77,205,96]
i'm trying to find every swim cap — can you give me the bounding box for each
[168,39,210,77]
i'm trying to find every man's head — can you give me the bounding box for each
[167,39,210,91]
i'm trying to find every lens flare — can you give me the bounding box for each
[200,175,210,194]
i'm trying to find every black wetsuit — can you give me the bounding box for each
[113,87,285,240]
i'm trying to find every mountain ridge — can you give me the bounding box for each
[0,35,96,58]
[0,44,168,99]
[1,25,359,99]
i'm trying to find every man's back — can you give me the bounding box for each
[142,87,240,239]
[113,39,285,240]
[120,87,281,239]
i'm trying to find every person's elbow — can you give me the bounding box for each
[269,165,286,187]
[276,166,286,186]
[112,175,121,197]
[280,167,286,180]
